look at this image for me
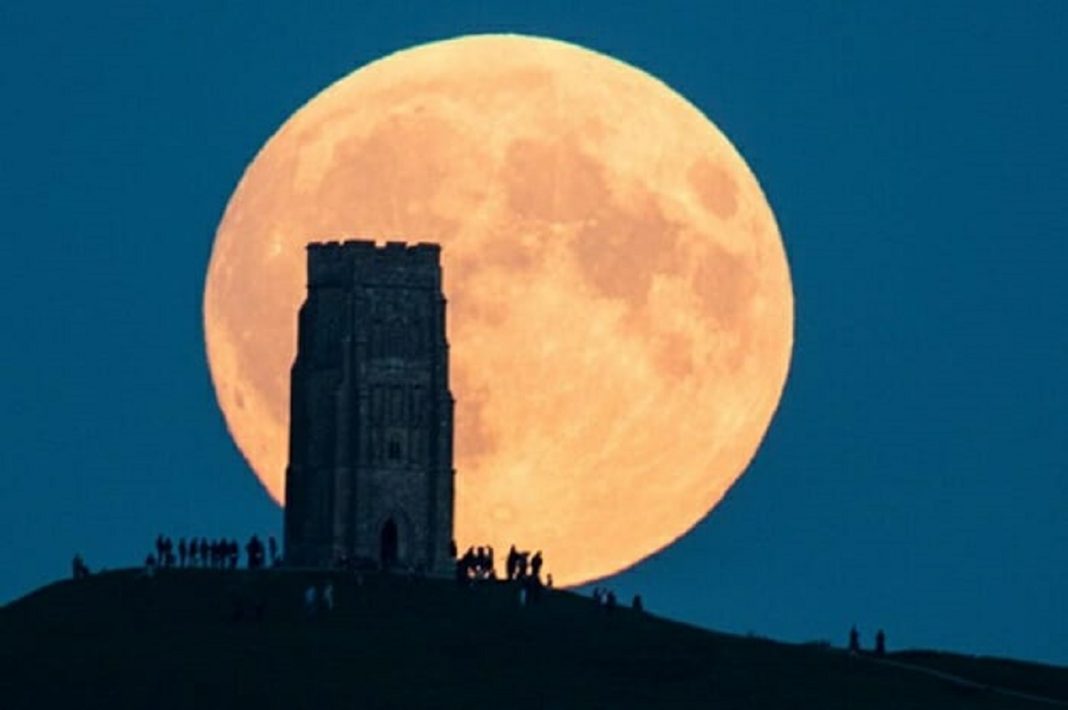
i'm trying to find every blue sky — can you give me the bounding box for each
[1,2,1066,664]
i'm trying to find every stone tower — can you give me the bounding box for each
[284,240,454,574]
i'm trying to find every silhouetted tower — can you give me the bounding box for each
[284,240,454,574]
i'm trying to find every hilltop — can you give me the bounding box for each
[1,570,1065,709]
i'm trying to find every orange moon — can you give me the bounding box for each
[204,34,793,586]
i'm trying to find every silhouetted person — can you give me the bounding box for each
[632,594,644,612]
[506,545,518,580]
[322,582,335,613]
[71,554,89,580]
[465,546,475,568]
[546,574,553,589]
[199,538,209,567]
[475,547,486,578]
[516,551,529,580]
[606,590,617,612]
[592,587,602,604]
[155,534,165,564]
[848,626,860,654]
[268,536,278,566]
[460,547,479,582]
[230,539,240,569]
[875,629,886,657]
[246,536,260,569]
[530,551,543,581]
[486,546,495,579]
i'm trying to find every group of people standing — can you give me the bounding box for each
[145,534,278,572]
[454,543,552,589]
[303,581,335,617]
[592,587,643,612]
[505,545,545,584]
[70,554,90,580]
[456,545,496,580]
[849,625,887,656]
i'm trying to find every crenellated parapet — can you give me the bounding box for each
[307,239,442,289]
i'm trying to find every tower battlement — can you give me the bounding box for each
[307,239,442,288]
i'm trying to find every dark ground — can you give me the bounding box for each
[1,570,1065,709]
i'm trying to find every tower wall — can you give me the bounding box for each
[284,240,455,574]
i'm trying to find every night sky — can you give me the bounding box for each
[2,2,1065,665]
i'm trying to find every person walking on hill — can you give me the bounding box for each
[848,626,860,654]
[875,629,886,657]
[246,535,264,569]
[322,582,335,613]
[71,554,89,580]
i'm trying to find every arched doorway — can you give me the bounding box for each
[380,518,399,570]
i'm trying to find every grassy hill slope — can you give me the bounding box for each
[1,569,1064,709]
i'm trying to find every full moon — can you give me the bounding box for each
[204,35,793,586]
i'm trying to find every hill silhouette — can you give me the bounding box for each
[1,569,1065,709]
